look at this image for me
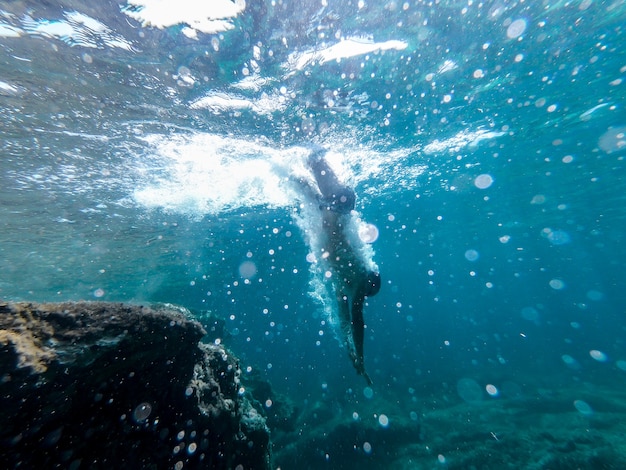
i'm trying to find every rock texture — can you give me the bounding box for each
[0,301,270,469]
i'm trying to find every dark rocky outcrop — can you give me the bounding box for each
[242,370,300,434]
[0,301,270,469]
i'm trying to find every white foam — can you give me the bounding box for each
[21,11,134,50]
[0,80,19,95]
[231,75,275,92]
[285,37,408,74]
[129,132,423,218]
[123,0,245,34]
[190,90,287,116]
[423,129,505,154]
[0,22,22,38]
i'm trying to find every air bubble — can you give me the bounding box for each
[464,249,479,262]
[586,290,604,301]
[507,19,527,39]
[93,288,105,298]
[549,279,565,290]
[457,378,483,403]
[486,384,499,397]
[358,223,379,243]
[133,402,152,423]
[474,174,494,189]
[589,350,608,362]
[238,260,257,279]
[561,354,580,370]
[573,400,593,416]
[521,307,539,323]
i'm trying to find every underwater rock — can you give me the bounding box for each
[242,370,299,433]
[0,301,270,469]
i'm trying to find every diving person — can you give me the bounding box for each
[305,146,381,385]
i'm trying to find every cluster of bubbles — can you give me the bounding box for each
[541,227,571,246]
[598,126,626,153]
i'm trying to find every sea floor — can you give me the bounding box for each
[271,378,626,469]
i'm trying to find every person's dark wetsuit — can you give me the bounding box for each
[306,146,381,385]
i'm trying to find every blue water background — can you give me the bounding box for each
[2,0,626,466]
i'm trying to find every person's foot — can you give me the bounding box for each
[352,355,373,385]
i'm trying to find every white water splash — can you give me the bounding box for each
[122,0,246,34]
[131,133,298,217]
[129,131,421,217]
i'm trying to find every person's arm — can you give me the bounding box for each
[307,148,356,214]
[308,150,342,198]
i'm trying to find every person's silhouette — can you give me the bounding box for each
[304,146,381,384]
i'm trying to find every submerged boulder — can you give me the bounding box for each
[0,301,270,469]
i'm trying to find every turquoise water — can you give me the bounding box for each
[2,0,626,467]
